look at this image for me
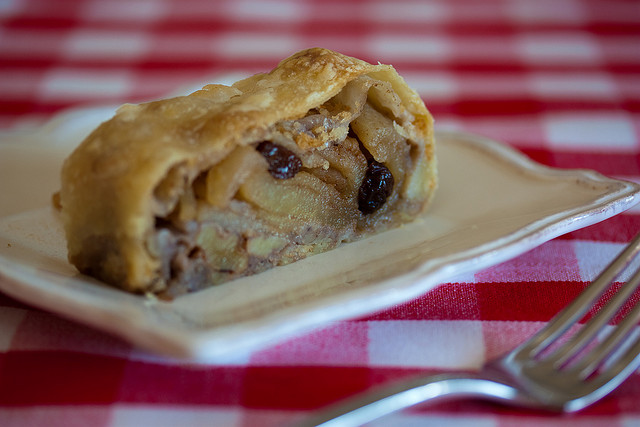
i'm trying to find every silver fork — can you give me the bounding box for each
[300,233,640,427]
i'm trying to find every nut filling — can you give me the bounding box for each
[152,75,429,295]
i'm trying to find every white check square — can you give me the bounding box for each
[402,72,458,100]
[214,33,301,59]
[366,1,449,23]
[226,0,308,21]
[367,35,450,62]
[368,320,485,369]
[518,33,602,65]
[544,114,638,150]
[39,69,132,100]
[530,73,619,100]
[64,30,150,60]
[81,0,169,22]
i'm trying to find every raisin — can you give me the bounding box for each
[256,141,302,179]
[358,162,394,215]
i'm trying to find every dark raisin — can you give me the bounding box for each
[358,162,394,215]
[256,141,302,179]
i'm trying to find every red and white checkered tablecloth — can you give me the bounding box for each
[1,0,640,426]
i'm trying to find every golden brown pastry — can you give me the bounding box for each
[59,48,437,296]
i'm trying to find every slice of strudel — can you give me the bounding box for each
[58,48,437,296]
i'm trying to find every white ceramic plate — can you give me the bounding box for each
[0,107,639,360]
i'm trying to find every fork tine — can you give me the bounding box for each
[588,333,640,395]
[545,266,640,368]
[520,233,640,358]
[570,300,640,379]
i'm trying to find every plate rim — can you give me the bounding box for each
[1,130,639,360]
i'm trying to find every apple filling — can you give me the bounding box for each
[149,76,429,295]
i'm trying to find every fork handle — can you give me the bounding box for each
[297,374,533,427]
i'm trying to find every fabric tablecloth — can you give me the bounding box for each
[1,0,639,425]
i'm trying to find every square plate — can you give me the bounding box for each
[0,109,638,360]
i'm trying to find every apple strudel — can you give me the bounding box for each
[58,48,437,296]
